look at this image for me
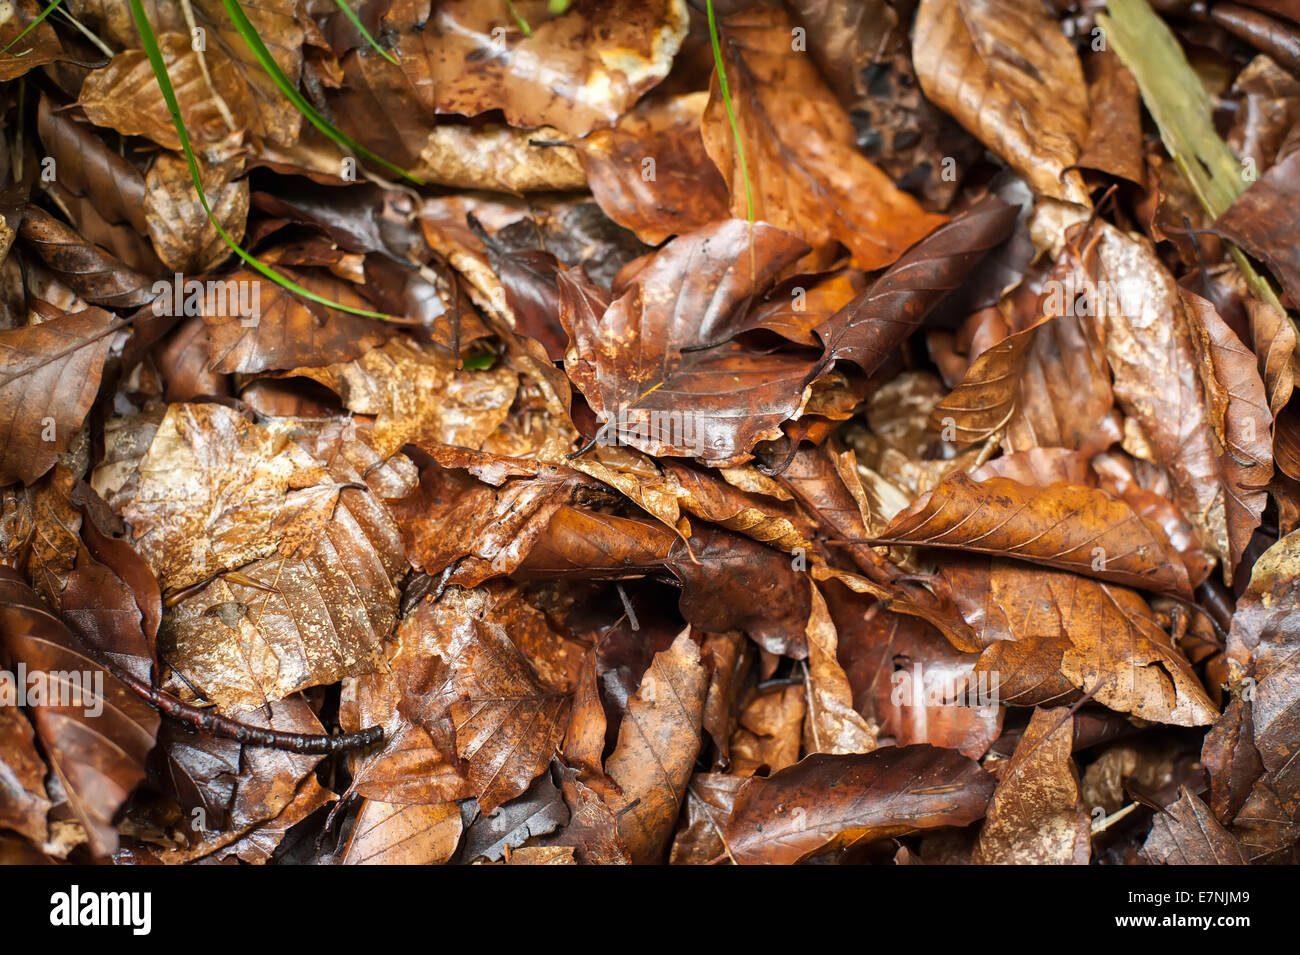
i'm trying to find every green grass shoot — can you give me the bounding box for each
[332,0,398,66]
[707,0,754,227]
[130,0,400,321]
[1,0,64,55]
[220,0,423,185]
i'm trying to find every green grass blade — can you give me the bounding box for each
[461,351,496,370]
[2,0,64,54]
[331,0,398,66]
[129,0,399,321]
[506,1,532,35]
[219,0,424,184]
[1100,0,1284,314]
[707,0,753,226]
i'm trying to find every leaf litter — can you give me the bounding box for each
[0,0,1298,867]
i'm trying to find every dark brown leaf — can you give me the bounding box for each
[1141,787,1249,864]
[812,195,1020,377]
[0,568,159,857]
[725,745,995,864]
[0,308,116,485]
[559,219,815,464]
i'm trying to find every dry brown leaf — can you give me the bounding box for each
[0,699,52,844]
[202,267,394,374]
[0,309,115,486]
[943,557,1217,726]
[339,799,463,865]
[145,149,248,273]
[604,629,707,864]
[878,472,1195,598]
[1092,225,1270,581]
[416,124,586,193]
[79,1,304,149]
[669,773,744,865]
[803,584,877,756]
[725,746,995,864]
[435,588,571,814]
[289,337,518,460]
[972,706,1090,864]
[913,0,1090,204]
[1141,787,1249,865]
[701,5,946,270]
[369,0,688,140]
[575,92,729,245]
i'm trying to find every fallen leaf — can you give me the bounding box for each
[803,584,877,755]
[604,629,707,864]
[878,472,1195,598]
[1214,149,1300,306]
[701,5,945,269]
[0,308,116,485]
[1141,787,1249,865]
[942,557,1217,726]
[972,706,1090,864]
[0,568,159,857]
[339,799,463,865]
[289,337,518,460]
[725,746,994,864]
[575,92,730,245]
[559,220,815,464]
[913,0,1090,204]
[812,195,1020,377]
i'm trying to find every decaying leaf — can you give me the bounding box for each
[913,0,1090,204]
[726,746,995,864]
[0,0,1293,872]
[942,558,1217,726]
[701,5,945,270]
[0,568,159,857]
[972,707,1090,864]
[0,309,116,486]
[604,629,707,864]
[1141,788,1249,865]
[878,472,1195,598]
[803,585,876,756]
[559,220,817,464]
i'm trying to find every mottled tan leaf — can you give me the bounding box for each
[972,706,1090,864]
[604,629,707,864]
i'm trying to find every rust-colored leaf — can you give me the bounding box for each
[878,472,1195,597]
[603,629,707,864]
[725,746,994,864]
[701,5,945,270]
[0,309,116,486]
